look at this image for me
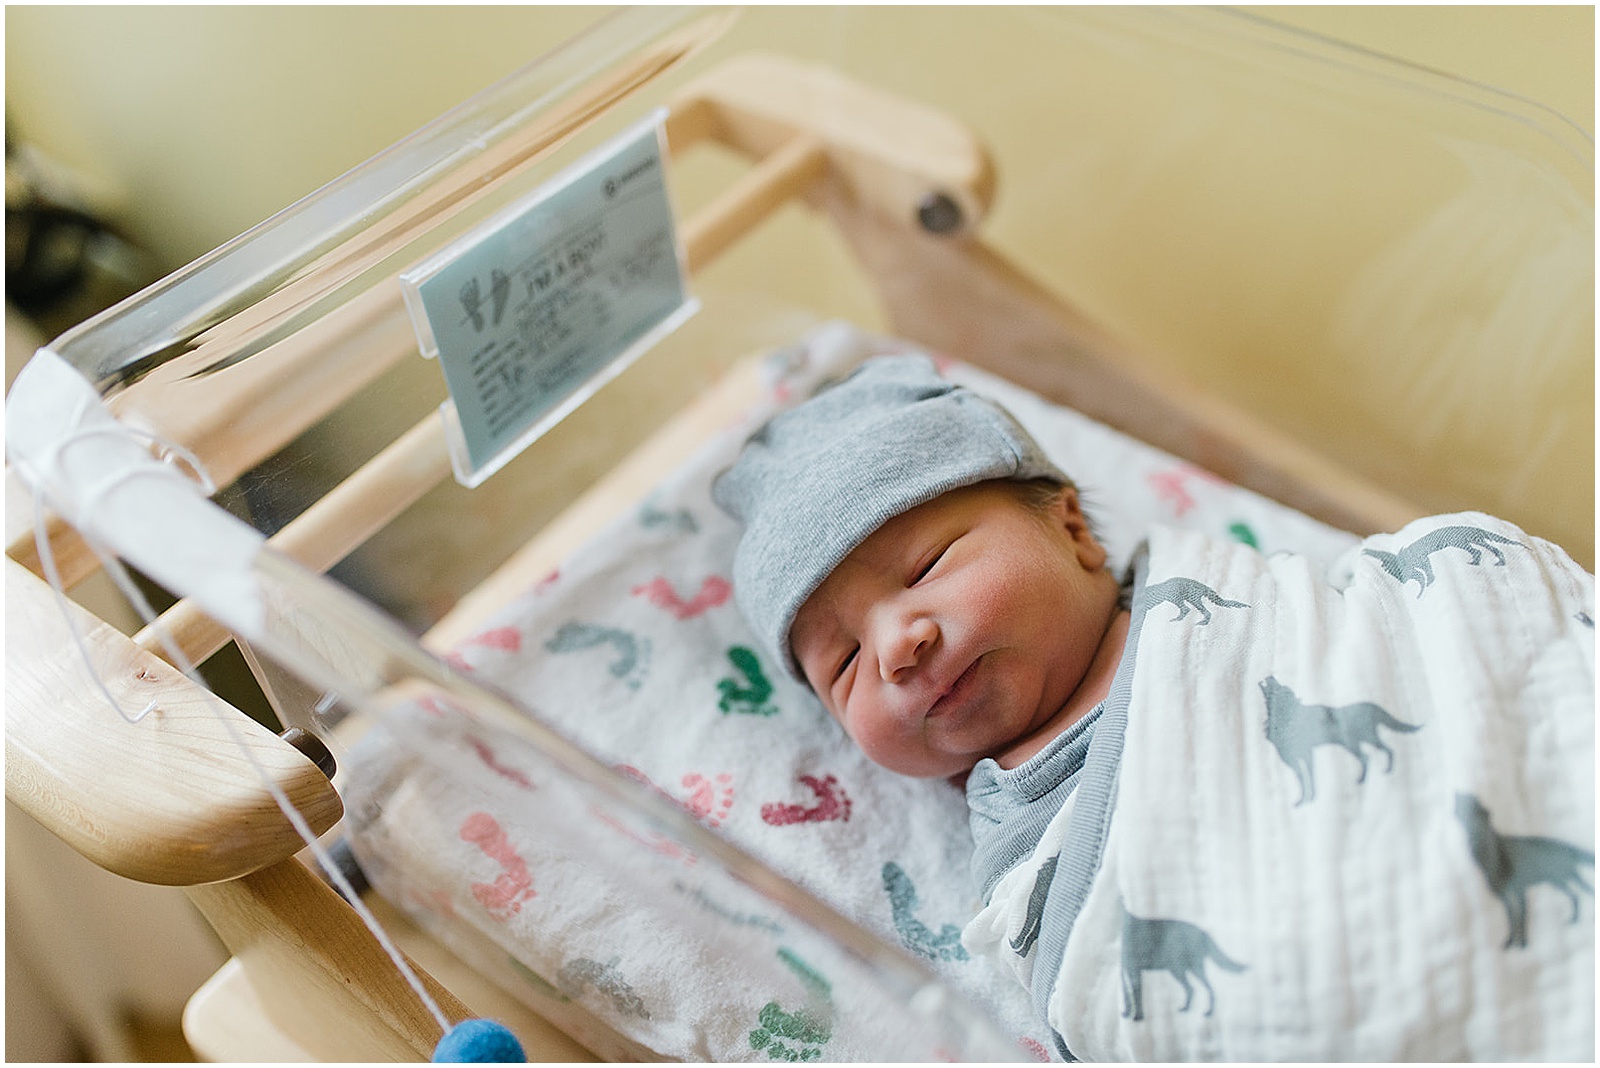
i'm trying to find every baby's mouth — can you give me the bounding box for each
[928,656,982,719]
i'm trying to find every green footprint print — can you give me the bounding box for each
[748,948,833,1061]
[718,646,778,716]
[1228,521,1259,548]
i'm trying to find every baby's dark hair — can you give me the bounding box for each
[1007,475,1075,515]
[1005,475,1102,538]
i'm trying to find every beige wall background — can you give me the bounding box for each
[6,7,1593,271]
[4,5,1593,1061]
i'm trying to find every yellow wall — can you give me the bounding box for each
[6,6,1590,270]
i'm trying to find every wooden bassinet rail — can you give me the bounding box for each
[6,52,1428,1061]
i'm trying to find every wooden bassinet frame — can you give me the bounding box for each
[6,50,1427,1061]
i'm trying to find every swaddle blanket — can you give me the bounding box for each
[965,514,1595,1060]
[343,321,1372,1060]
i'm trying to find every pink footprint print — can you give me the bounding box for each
[460,811,536,920]
[760,774,853,827]
[417,694,472,719]
[631,575,732,620]
[591,808,696,866]
[448,626,524,672]
[1147,464,1228,518]
[680,772,735,828]
[462,626,523,653]
[468,736,536,791]
[616,765,735,827]
[409,887,457,920]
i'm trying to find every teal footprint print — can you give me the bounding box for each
[558,956,651,1019]
[718,646,778,716]
[639,499,699,535]
[883,861,968,962]
[545,622,650,690]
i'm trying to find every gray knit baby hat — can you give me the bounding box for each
[712,354,1069,684]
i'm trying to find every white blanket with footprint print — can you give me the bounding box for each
[966,512,1595,1060]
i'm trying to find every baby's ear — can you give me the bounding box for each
[1057,486,1109,566]
[1054,484,1089,530]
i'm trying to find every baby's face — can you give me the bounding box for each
[790,480,1117,779]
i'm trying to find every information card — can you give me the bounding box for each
[401,111,696,486]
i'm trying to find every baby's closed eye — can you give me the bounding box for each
[912,543,952,584]
[835,645,859,681]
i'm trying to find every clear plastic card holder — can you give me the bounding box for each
[400,110,698,488]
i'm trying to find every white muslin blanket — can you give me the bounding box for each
[966,513,1595,1060]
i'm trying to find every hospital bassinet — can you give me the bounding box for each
[5,7,1592,1061]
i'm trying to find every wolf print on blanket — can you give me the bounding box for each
[1120,905,1246,1022]
[1455,793,1595,949]
[1138,577,1249,625]
[882,862,969,961]
[1009,854,1058,958]
[1362,525,1525,595]
[718,645,779,716]
[1260,676,1421,805]
[544,622,650,689]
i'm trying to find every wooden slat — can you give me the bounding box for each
[4,557,343,885]
[185,859,472,1062]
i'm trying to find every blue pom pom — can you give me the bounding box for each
[432,1019,526,1063]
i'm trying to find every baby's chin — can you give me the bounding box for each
[870,752,980,783]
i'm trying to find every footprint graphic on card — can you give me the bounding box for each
[616,764,735,828]
[460,811,536,920]
[545,622,651,690]
[632,575,732,620]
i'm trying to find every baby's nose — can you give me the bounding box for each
[879,615,938,682]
